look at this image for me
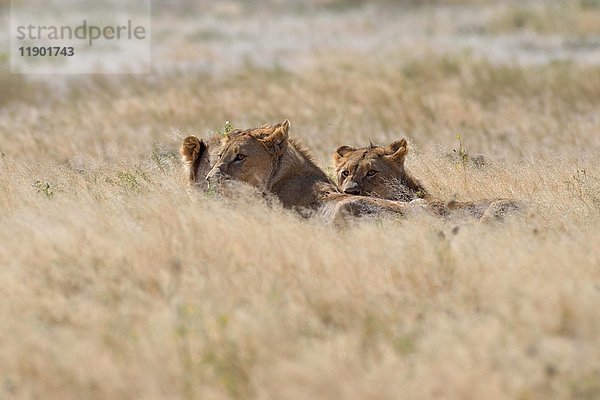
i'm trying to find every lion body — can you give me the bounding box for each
[332,140,521,221]
[182,121,421,222]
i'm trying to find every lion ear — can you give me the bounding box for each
[277,119,290,133]
[261,119,289,155]
[384,139,408,165]
[180,136,208,181]
[332,145,354,166]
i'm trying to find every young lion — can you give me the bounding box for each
[180,134,222,191]
[332,139,520,221]
[181,121,424,222]
[333,139,429,201]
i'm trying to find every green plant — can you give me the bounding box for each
[33,180,54,198]
[454,133,469,187]
[105,170,149,193]
[150,144,174,173]
[215,120,235,137]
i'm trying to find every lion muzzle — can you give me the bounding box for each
[205,165,229,186]
[342,181,361,195]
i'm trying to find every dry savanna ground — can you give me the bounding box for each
[1,1,600,399]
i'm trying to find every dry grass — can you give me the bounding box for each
[1,2,600,399]
[2,55,598,160]
[490,1,600,36]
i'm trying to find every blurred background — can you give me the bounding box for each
[3,0,600,81]
[1,0,599,160]
[148,0,600,71]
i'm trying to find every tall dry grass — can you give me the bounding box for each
[1,3,600,399]
[490,1,600,36]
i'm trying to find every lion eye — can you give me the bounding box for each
[341,170,349,178]
[366,170,378,177]
[233,154,246,162]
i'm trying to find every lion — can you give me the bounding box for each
[331,139,521,221]
[182,120,425,222]
[333,139,430,201]
[179,134,223,190]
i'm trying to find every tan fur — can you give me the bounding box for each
[204,120,421,221]
[179,134,222,190]
[332,140,521,221]
[332,139,429,201]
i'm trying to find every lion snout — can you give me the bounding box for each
[342,181,361,195]
[205,165,229,183]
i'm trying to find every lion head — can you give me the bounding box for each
[205,120,290,190]
[331,139,429,201]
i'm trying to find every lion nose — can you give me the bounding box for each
[343,182,361,195]
[205,165,227,183]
